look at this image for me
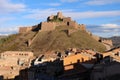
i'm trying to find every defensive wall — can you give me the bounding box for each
[100,39,113,46]
[19,27,32,33]
[41,22,56,31]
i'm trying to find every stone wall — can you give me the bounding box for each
[100,39,113,46]
[68,21,78,28]
[64,53,96,70]
[78,24,86,31]
[0,51,34,79]
[41,22,56,31]
[63,17,71,22]
[57,12,64,19]
[18,12,87,34]
[19,27,32,33]
[1,51,34,59]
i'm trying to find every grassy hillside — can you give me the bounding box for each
[0,26,106,56]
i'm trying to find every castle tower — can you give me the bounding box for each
[57,12,63,19]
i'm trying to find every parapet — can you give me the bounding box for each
[19,27,32,33]
[63,17,71,22]
[78,24,86,31]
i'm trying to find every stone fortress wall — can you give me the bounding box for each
[40,22,56,31]
[19,27,32,33]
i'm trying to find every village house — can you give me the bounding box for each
[101,46,120,62]
[58,48,97,80]
[0,51,34,79]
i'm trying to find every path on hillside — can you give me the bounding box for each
[103,43,111,50]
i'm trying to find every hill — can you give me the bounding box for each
[0,26,106,56]
[0,12,106,56]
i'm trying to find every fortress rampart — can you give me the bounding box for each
[19,27,32,33]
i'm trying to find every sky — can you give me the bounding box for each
[0,0,120,37]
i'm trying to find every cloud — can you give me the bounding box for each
[101,24,120,28]
[24,9,120,20]
[0,26,19,35]
[48,3,61,6]
[61,0,79,3]
[0,0,26,14]
[23,8,72,20]
[63,10,120,19]
[87,24,120,37]
[85,0,120,5]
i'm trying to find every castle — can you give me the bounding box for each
[19,12,86,33]
[19,12,113,48]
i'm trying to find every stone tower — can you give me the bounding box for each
[57,12,63,19]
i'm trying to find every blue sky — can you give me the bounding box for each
[0,0,120,37]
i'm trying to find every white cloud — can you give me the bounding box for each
[85,0,120,5]
[103,29,111,32]
[63,10,120,19]
[87,24,120,37]
[0,0,26,14]
[23,8,72,20]
[101,24,120,28]
[24,9,120,20]
[61,0,79,3]
[0,26,19,34]
[113,33,119,36]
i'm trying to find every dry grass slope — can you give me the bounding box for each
[0,26,106,56]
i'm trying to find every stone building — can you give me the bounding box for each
[91,61,120,80]
[63,53,96,70]
[0,51,34,79]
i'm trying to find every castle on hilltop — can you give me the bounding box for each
[18,12,113,48]
[19,12,86,33]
